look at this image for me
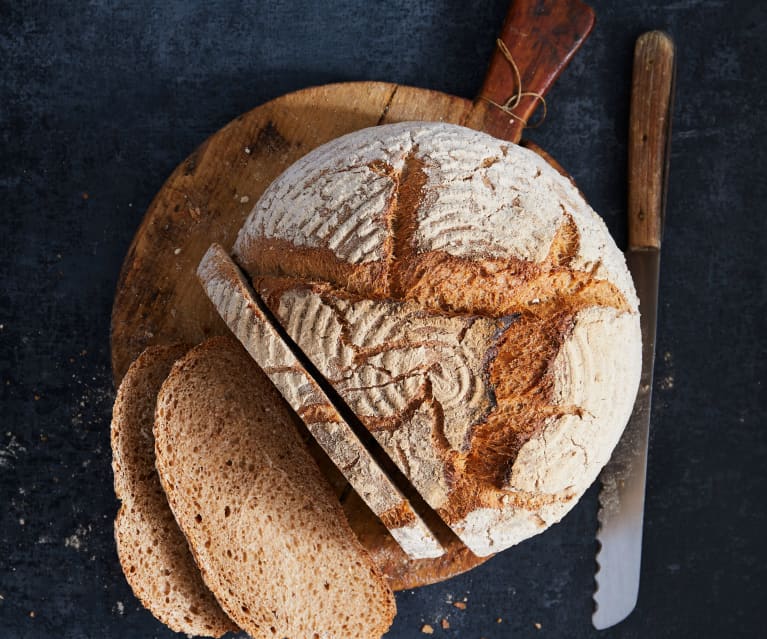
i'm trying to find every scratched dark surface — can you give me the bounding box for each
[1,1,765,637]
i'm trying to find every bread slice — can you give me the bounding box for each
[154,337,396,639]
[111,344,237,637]
[198,242,445,560]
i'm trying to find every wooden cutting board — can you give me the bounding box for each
[111,0,595,591]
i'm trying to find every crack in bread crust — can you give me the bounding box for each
[244,214,628,320]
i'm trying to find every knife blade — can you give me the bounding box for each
[593,30,675,630]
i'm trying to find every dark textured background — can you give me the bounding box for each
[1,1,765,637]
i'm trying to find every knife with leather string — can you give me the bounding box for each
[593,30,676,630]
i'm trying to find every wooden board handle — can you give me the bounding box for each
[628,31,676,250]
[466,0,595,142]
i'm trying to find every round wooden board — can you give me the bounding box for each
[111,80,565,590]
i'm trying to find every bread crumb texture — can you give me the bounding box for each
[154,337,395,639]
[111,345,236,637]
[230,122,642,556]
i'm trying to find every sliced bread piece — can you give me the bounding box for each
[111,344,237,637]
[154,337,396,639]
[198,242,444,560]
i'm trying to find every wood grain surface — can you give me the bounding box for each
[466,0,595,141]
[628,31,675,249]
[110,0,595,590]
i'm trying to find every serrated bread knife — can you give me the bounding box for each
[593,31,676,630]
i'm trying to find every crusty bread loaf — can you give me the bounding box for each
[154,337,396,639]
[221,121,642,556]
[198,243,444,559]
[111,345,237,637]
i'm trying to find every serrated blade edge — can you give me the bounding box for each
[593,248,659,629]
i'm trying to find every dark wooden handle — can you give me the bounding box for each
[628,31,675,249]
[466,0,595,142]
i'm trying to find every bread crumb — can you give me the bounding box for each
[244,147,251,155]
[33,394,40,401]
[64,534,81,550]
[239,195,250,204]
[174,248,182,255]
[660,375,674,390]
[29,611,36,618]
[421,624,434,634]
[81,192,89,200]
[1,434,25,469]
[534,622,542,629]
[453,601,466,610]
[64,525,89,551]
[441,619,450,629]
[497,617,503,623]
[116,601,125,615]
[19,518,24,526]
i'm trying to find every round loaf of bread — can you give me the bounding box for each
[231,121,642,556]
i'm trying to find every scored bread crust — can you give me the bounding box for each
[153,337,396,639]
[111,345,237,637]
[227,121,642,556]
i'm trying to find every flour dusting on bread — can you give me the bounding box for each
[215,122,642,555]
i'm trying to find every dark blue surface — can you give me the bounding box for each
[1,1,765,637]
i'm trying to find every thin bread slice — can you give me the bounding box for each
[111,344,237,637]
[154,337,396,639]
[198,243,444,559]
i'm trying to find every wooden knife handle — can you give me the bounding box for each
[466,0,595,143]
[628,31,676,250]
